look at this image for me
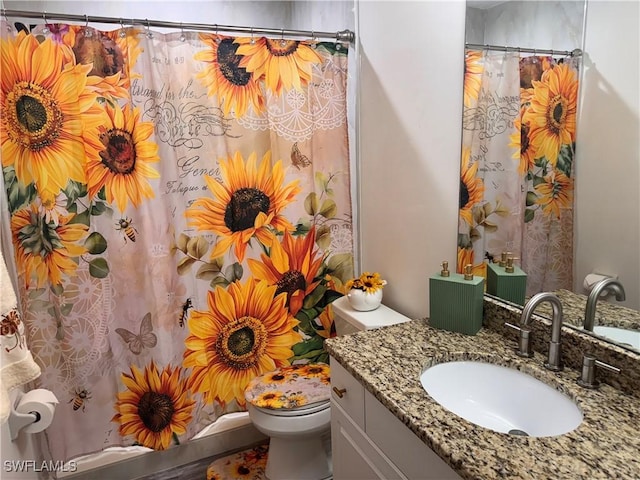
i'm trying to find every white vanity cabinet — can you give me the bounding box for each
[330,357,461,480]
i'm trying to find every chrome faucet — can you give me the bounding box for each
[584,278,626,331]
[520,292,564,371]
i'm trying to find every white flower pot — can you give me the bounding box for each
[347,288,383,312]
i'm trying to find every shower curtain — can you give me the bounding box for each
[0,20,353,462]
[459,49,579,294]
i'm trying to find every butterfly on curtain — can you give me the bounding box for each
[115,312,157,354]
[291,142,311,170]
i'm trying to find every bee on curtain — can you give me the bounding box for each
[115,217,138,243]
[69,388,92,412]
[179,298,193,328]
[291,142,311,170]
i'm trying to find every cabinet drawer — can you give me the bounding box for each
[330,357,365,428]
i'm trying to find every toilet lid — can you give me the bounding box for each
[252,399,330,417]
[244,363,331,412]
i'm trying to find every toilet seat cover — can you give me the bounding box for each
[244,363,331,411]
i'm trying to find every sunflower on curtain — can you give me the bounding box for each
[458,49,579,294]
[510,57,578,293]
[1,20,352,462]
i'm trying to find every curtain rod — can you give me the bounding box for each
[1,8,355,43]
[466,43,582,57]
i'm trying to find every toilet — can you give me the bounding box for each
[244,296,411,480]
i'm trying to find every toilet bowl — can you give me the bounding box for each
[245,296,410,480]
[247,401,331,480]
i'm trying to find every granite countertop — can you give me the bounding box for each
[534,289,640,331]
[557,288,640,331]
[325,319,640,480]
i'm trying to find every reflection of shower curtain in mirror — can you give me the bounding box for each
[459,50,579,295]
[0,21,353,462]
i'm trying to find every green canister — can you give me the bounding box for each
[429,262,484,335]
[487,254,527,306]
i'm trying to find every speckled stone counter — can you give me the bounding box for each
[484,295,640,396]
[539,289,640,331]
[325,320,640,480]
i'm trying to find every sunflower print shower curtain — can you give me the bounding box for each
[458,49,578,294]
[0,21,353,461]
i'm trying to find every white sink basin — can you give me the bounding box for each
[420,361,583,437]
[593,326,640,350]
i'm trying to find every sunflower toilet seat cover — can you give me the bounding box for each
[245,363,331,410]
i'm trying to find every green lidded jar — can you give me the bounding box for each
[429,262,484,335]
[487,253,527,306]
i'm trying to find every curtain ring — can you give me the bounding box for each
[119,18,126,38]
[41,11,50,35]
[250,27,255,45]
[2,8,11,33]
[280,28,286,46]
[146,18,153,39]
[310,30,317,49]
[83,14,93,37]
[214,23,220,43]
[180,22,186,42]
[335,31,342,51]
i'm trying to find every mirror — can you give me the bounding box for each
[461,0,640,353]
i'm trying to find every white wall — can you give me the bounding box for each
[357,0,466,320]
[575,0,640,309]
[480,0,585,51]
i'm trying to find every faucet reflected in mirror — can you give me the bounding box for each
[584,278,626,332]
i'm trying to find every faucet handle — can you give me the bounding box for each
[577,354,620,389]
[505,322,533,358]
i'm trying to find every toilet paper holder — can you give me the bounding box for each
[9,410,40,441]
[9,391,42,441]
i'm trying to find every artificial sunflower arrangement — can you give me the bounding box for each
[345,272,387,294]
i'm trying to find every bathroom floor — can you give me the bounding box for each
[134,443,269,480]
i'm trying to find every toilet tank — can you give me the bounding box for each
[332,296,411,336]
